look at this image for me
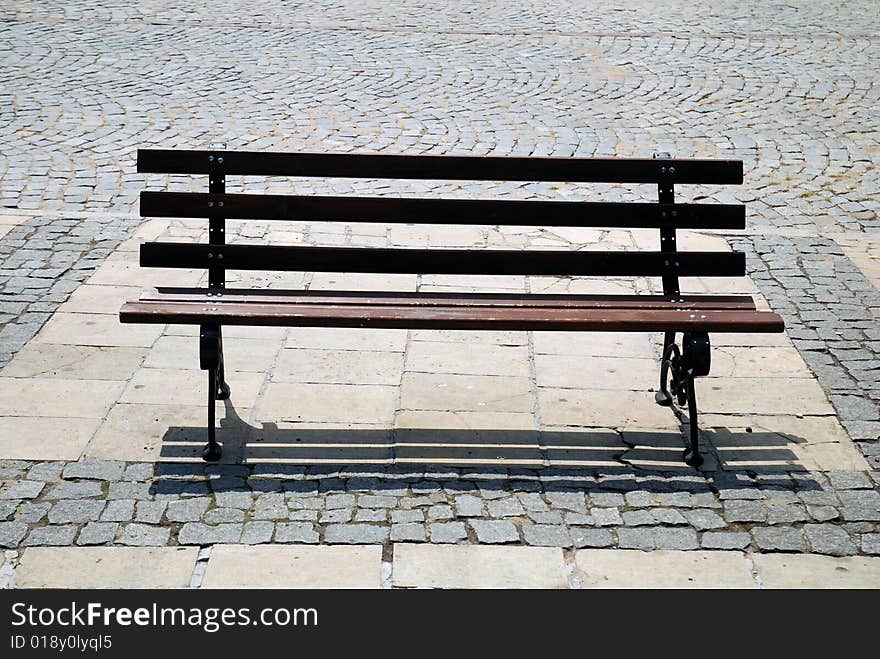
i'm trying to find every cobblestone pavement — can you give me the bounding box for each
[1,1,878,231]
[0,1,879,570]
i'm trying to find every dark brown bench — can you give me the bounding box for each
[120,148,784,467]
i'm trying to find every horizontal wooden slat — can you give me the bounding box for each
[137,149,743,184]
[143,287,758,310]
[140,243,746,277]
[140,192,745,230]
[119,301,784,333]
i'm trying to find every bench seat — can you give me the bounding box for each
[121,288,782,332]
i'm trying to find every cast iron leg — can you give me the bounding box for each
[203,366,223,462]
[682,374,703,467]
[215,328,230,400]
[655,331,675,406]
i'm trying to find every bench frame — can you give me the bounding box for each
[123,148,784,467]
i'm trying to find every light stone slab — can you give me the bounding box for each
[245,421,393,464]
[285,327,407,352]
[575,549,755,588]
[144,335,281,373]
[32,312,164,348]
[87,403,253,462]
[0,378,124,418]
[166,324,287,340]
[409,329,527,345]
[88,255,203,287]
[704,414,869,471]
[0,417,100,460]
[258,382,397,424]
[203,544,382,588]
[532,331,655,358]
[538,388,677,429]
[752,554,880,588]
[709,347,811,379]
[529,276,639,295]
[16,547,198,588]
[273,348,404,385]
[393,544,568,589]
[535,354,656,390]
[400,373,532,413]
[119,368,264,407]
[63,284,143,314]
[309,272,417,291]
[1,344,146,381]
[698,378,834,415]
[405,342,530,377]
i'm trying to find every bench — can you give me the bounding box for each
[120,148,785,467]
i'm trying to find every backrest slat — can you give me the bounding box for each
[137,149,743,185]
[140,243,745,278]
[140,192,745,230]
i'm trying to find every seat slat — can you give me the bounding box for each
[140,243,746,278]
[120,300,784,333]
[137,149,743,184]
[140,192,746,230]
[143,287,757,310]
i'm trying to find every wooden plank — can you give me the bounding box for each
[119,301,784,333]
[140,192,746,230]
[141,287,758,310]
[137,149,743,184]
[139,243,746,277]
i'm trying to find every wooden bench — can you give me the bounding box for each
[120,148,785,467]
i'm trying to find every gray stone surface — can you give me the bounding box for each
[469,520,519,544]
[0,481,44,500]
[391,522,426,542]
[48,500,104,524]
[62,460,125,481]
[805,524,858,556]
[241,521,275,544]
[753,527,808,553]
[324,524,389,544]
[23,525,77,546]
[522,524,572,548]
[77,522,118,545]
[274,522,319,544]
[178,523,243,545]
[429,522,467,543]
[118,523,171,547]
[0,521,28,548]
[701,532,751,550]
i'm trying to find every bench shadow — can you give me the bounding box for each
[149,397,825,495]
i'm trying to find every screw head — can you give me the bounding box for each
[217,157,224,164]
[669,166,676,174]
[208,155,214,162]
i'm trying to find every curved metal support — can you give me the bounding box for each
[656,331,711,467]
[655,331,675,406]
[200,324,228,461]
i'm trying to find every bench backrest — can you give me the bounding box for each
[137,149,746,297]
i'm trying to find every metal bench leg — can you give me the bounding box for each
[680,332,711,468]
[199,324,226,462]
[655,331,675,406]
[683,374,703,467]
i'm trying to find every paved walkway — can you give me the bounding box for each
[0,1,879,587]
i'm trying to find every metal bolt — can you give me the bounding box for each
[660,166,667,174]
[217,157,224,164]
[208,253,213,259]
[689,314,696,319]
[669,166,676,174]
[208,201,213,207]
[671,210,677,217]
[218,201,224,207]
[661,211,667,218]
[700,315,707,319]
[208,155,214,162]
[217,254,223,260]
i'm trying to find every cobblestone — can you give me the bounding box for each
[429,522,467,543]
[469,520,519,544]
[23,525,77,547]
[805,524,858,556]
[77,522,118,545]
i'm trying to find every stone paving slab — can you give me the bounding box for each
[392,544,568,588]
[575,549,756,588]
[752,554,880,589]
[202,544,382,588]
[15,546,198,588]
